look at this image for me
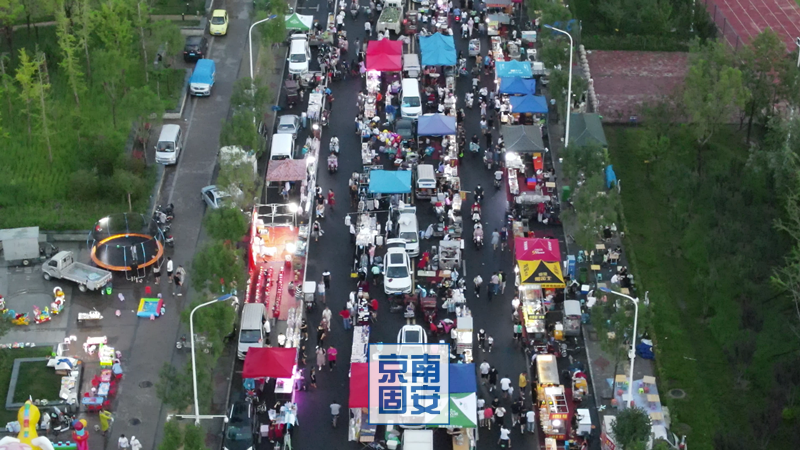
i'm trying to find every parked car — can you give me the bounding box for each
[183,36,208,62]
[384,239,413,295]
[209,9,229,36]
[222,401,256,450]
[395,118,414,142]
[201,185,231,209]
[276,114,301,139]
[397,206,419,257]
[397,324,427,346]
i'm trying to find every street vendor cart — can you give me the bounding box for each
[436,240,462,271]
[562,300,582,337]
[454,316,473,362]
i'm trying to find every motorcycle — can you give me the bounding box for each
[350,2,359,18]
[494,170,503,189]
[163,232,175,248]
[483,152,493,170]
[469,141,480,154]
[465,92,474,109]
[328,154,339,173]
[157,203,174,219]
[474,187,484,203]
[330,136,340,154]
[321,109,330,127]
[473,224,484,248]
[176,335,188,349]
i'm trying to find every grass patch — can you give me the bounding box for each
[0,347,55,424]
[608,125,795,448]
[13,360,62,404]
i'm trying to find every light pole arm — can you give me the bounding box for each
[599,287,639,407]
[189,297,226,424]
[248,15,278,80]
[543,25,574,148]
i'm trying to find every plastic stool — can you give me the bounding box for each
[387,440,399,450]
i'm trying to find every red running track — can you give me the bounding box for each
[707,0,800,50]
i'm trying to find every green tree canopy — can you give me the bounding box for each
[190,240,246,296]
[611,408,652,450]
[204,207,249,243]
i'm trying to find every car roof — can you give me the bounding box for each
[279,115,299,124]
[387,252,407,265]
[186,36,205,44]
[212,9,227,15]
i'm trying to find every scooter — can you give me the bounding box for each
[473,224,484,249]
[157,203,174,219]
[474,187,484,203]
[469,141,480,154]
[321,109,330,127]
[484,152,493,170]
[494,171,503,189]
[465,92,474,109]
[330,136,340,154]
[350,2,359,18]
[163,233,175,247]
[328,155,339,173]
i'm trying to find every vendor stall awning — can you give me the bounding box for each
[501,125,545,152]
[242,347,296,379]
[368,170,412,194]
[366,39,403,72]
[448,392,478,428]
[285,13,313,31]
[568,113,608,147]
[449,363,477,393]
[419,33,457,66]
[514,238,561,262]
[499,77,536,95]
[509,95,548,114]
[517,260,565,288]
[266,158,307,182]
[417,113,457,136]
[495,60,533,78]
[349,362,369,408]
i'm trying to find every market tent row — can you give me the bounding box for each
[499,77,536,95]
[368,170,412,194]
[266,159,308,182]
[366,39,404,72]
[285,13,313,31]
[501,125,545,152]
[349,362,369,408]
[242,347,297,379]
[448,364,478,428]
[496,60,533,78]
[517,260,565,288]
[419,33,457,66]
[568,113,608,148]
[514,238,561,262]
[417,113,457,136]
[509,95,548,114]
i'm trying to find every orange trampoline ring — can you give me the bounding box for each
[90,233,165,271]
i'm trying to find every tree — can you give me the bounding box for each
[183,424,210,450]
[120,86,163,149]
[73,0,94,82]
[220,112,262,154]
[95,49,132,129]
[134,0,150,82]
[20,0,52,41]
[0,53,14,118]
[256,9,287,48]
[155,362,193,412]
[158,420,183,450]
[0,0,24,51]
[112,168,145,211]
[204,207,249,242]
[611,408,652,450]
[682,39,746,169]
[190,240,246,295]
[14,48,37,141]
[217,152,262,210]
[230,77,271,120]
[55,0,86,107]
[146,20,183,93]
[738,29,787,143]
[569,174,620,252]
[33,51,53,163]
[180,300,236,357]
[597,0,625,33]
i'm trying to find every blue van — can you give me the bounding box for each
[190,59,216,96]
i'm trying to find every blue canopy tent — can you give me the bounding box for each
[495,60,533,78]
[417,114,457,136]
[509,95,548,114]
[449,363,477,393]
[499,77,536,95]
[368,170,412,194]
[605,165,617,189]
[419,33,457,66]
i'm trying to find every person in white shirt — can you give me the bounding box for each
[166,257,174,283]
[477,397,485,409]
[511,297,520,312]
[525,410,536,433]
[500,375,511,398]
[118,434,130,449]
[479,361,490,383]
[498,426,511,446]
[130,436,142,450]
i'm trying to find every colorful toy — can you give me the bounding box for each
[3,310,30,326]
[0,401,58,450]
[50,288,66,315]
[136,298,164,318]
[71,420,88,450]
[32,306,51,324]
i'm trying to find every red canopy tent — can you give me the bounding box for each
[349,363,369,408]
[242,347,297,379]
[366,40,403,72]
[266,159,307,182]
[515,238,561,262]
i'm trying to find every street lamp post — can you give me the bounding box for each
[249,14,279,80]
[189,293,235,424]
[543,25,573,149]
[599,287,639,408]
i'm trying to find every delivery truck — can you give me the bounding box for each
[377,0,403,34]
[42,251,112,292]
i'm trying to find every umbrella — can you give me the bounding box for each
[448,392,478,427]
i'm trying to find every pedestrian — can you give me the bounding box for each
[327,346,338,371]
[300,319,308,340]
[488,366,498,391]
[487,335,494,352]
[513,322,522,342]
[173,265,186,296]
[511,398,522,426]
[166,257,173,283]
[99,410,113,436]
[498,424,511,448]
[500,227,508,251]
[500,270,507,294]
[473,274,483,296]
[489,272,499,301]
[483,406,493,429]
[500,375,511,398]
[322,306,332,331]
[327,189,336,210]
[491,229,500,250]
[519,406,528,434]
[316,346,326,371]
[112,359,124,380]
[479,360,490,384]
[494,405,507,425]
[511,296,520,315]
[313,220,324,241]
[323,270,331,290]
[118,434,129,450]
[340,307,352,330]
[370,298,379,322]
[317,325,327,347]
[518,372,528,397]
[310,367,318,388]
[477,328,486,351]
[525,409,536,433]
[130,437,142,450]
[153,260,162,285]
[317,279,326,304]
[364,20,372,36]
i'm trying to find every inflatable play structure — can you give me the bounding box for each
[136,298,164,318]
[0,401,58,450]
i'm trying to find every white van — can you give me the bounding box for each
[155,124,183,165]
[400,78,422,119]
[415,164,436,199]
[237,303,266,360]
[270,133,295,161]
[288,34,311,75]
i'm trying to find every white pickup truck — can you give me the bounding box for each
[42,251,112,292]
[377,0,403,34]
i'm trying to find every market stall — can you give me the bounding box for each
[417,113,458,163]
[367,169,412,197]
[364,40,403,120]
[562,300,582,337]
[495,60,533,79]
[502,125,546,197]
[284,13,313,31]
[486,13,511,36]
[499,77,536,95]
[447,364,478,450]
[419,32,457,67]
[348,362,376,442]
[243,347,301,404]
[505,94,548,126]
[454,316,473,362]
[536,354,571,442]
